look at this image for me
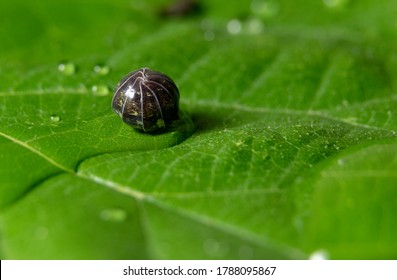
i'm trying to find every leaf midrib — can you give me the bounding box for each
[1,99,394,178]
[0,133,306,258]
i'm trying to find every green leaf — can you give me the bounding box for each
[1,0,397,259]
[303,141,397,259]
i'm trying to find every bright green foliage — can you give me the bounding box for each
[1,0,397,259]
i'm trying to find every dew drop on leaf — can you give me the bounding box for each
[227,19,242,35]
[203,238,229,257]
[50,114,61,122]
[58,62,76,75]
[201,19,216,41]
[309,249,330,260]
[92,84,110,96]
[246,18,264,34]
[203,238,220,255]
[250,0,279,18]
[93,64,110,75]
[24,120,34,127]
[323,0,348,9]
[100,208,127,222]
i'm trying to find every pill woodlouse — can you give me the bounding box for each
[112,68,180,132]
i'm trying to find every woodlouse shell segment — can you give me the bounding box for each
[112,68,180,132]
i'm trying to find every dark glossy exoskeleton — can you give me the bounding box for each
[112,68,180,132]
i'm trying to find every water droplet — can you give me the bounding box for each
[93,64,110,75]
[201,19,216,41]
[50,114,61,123]
[203,238,229,257]
[100,208,127,222]
[323,0,348,9]
[251,0,280,18]
[24,120,34,126]
[58,62,76,75]
[92,84,110,96]
[309,249,330,260]
[246,18,265,34]
[227,19,242,35]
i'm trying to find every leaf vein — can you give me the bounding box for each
[0,132,72,173]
